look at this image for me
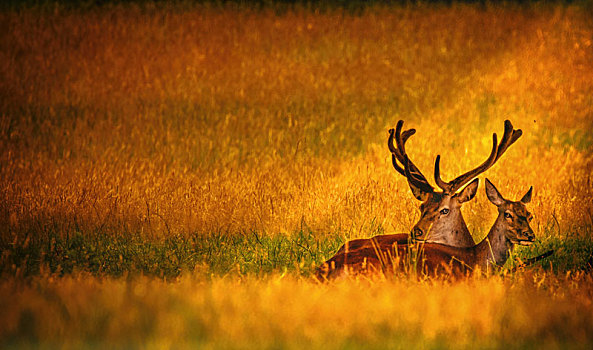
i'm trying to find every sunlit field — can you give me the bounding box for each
[1,1,592,348]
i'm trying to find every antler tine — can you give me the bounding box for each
[388,121,434,191]
[388,129,416,175]
[404,156,434,194]
[388,122,406,176]
[494,120,523,163]
[388,121,413,175]
[435,120,523,194]
[394,122,428,182]
[436,133,498,194]
[390,154,405,176]
[433,155,448,190]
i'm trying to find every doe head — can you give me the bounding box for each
[485,178,535,245]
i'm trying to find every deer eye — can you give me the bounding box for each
[440,208,450,215]
[504,212,513,219]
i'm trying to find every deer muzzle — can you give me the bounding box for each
[517,229,535,246]
[411,227,425,240]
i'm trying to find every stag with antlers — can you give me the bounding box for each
[333,120,523,257]
[317,179,538,280]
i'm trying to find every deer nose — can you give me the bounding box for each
[524,230,535,241]
[412,227,424,239]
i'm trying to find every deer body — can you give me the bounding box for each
[317,179,535,280]
[332,120,522,256]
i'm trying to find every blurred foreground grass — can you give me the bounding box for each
[2,273,593,349]
[1,1,593,348]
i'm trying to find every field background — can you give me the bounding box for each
[1,1,593,348]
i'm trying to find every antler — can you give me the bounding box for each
[387,120,434,193]
[434,120,523,194]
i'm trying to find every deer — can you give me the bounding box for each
[334,120,523,256]
[317,179,538,280]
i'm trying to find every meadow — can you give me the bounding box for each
[1,1,593,348]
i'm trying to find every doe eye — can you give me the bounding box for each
[440,208,450,215]
[504,212,513,219]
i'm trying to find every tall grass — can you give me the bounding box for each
[2,273,593,349]
[1,1,592,347]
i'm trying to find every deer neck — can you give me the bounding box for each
[427,210,475,248]
[475,215,514,268]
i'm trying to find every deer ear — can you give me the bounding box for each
[455,178,479,204]
[485,178,505,206]
[520,186,533,204]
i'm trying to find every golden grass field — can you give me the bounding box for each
[1,1,593,348]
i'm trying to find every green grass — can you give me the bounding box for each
[4,221,587,279]
[1,1,593,348]
[1,227,343,278]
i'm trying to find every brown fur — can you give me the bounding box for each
[334,234,411,255]
[316,179,535,280]
[317,242,476,280]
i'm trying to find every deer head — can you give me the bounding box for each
[388,120,522,247]
[485,178,535,246]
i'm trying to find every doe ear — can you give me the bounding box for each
[520,186,533,204]
[485,178,505,206]
[455,178,479,204]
